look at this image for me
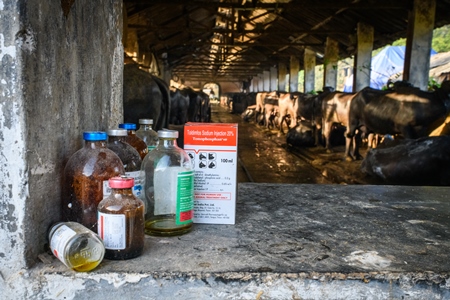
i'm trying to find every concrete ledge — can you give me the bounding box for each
[4,183,450,299]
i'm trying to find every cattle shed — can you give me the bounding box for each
[1,0,450,299]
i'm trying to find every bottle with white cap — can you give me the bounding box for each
[135,119,159,152]
[141,129,194,236]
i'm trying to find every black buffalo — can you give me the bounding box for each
[361,135,450,186]
[123,64,170,131]
[347,81,450,160]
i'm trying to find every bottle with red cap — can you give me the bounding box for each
[97,176,145,260]
[118,123,149,160]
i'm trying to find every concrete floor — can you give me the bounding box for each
[21,183,450,300]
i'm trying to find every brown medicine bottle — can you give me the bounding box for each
[61,131,125,233]
[118,123,149,160]
[97,176,145,260]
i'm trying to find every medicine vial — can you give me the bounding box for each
[97,176,145,260]
[49,222,105,272]
[141,129,194,236]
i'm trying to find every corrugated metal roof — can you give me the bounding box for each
[124,0,450,83]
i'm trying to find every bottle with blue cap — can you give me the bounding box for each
[61,131,125,233]
[119,123,149,160]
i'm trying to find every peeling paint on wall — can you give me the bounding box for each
[0,33,16,59]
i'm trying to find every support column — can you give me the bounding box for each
[258,74,264,91]
[270,66,278,91]
[323,37,339,89]
[278,63,287,92]
[263,70,271,91]
[303,49,316,93]
[289,56,300,92]
[404,0,436,90]
[354,22,374,92]
[253,76,259,92]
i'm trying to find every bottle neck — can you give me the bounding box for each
[108,136,123,144]
[140,124,153,130]
[85,140,107,149]
[111,188,134,196]
[127,129,136,136]
[160,138,177,148]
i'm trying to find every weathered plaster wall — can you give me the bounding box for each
[0,0,123,284]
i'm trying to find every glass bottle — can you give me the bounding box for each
[141,129,194,236]
[61,131,125,233]
[135,119,159,152]
[97,176,145,260]
[49,222,105,272]
[106,128,144,200]
[118,123,149,160]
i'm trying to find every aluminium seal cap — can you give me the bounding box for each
[83,131,107,141]
[106,128,128,137]
[108,176,134,189]
[158,129,178,138]
[118,123,137,130]
[139,119,153,125]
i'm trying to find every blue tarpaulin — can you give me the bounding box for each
[343,46,437,92]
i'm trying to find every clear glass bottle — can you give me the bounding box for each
[97,176,145,260]
[106,129,144,200]
[135,119,159,152]
[49,222,105,272]
[141,129,194,236]
[61,131,125,233]
[119,123,149,160]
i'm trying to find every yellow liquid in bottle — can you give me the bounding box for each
[65,236,104,272]
[145,216,192,236]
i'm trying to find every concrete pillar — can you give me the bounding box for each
[289,56,300,92]
[270,66,278,91]
[258,74,264,91]
[354,22,374,92]
[263,70,271,91]
[324,37,339,89]
[403,0,435,90]
[278,63,287,92]
[0,0,123,281]
[304,49,316,93]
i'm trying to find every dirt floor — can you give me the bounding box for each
[211,102,384,185]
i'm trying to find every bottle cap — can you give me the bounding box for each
[119,123,137,130]
[106,129,128,136]
[139,119,153,125]
[109,176,134,188]
[158,129,178,138]
[83,131,107,141]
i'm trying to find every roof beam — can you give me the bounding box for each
[124,0,411,10]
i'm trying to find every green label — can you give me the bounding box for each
[148,145,156,151]
[176,170,194,225]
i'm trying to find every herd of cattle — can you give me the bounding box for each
[123,63,211,134]
[229,80,450,185]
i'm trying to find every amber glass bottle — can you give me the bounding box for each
[97,176,145,260]
[118,123,149,160]
[106,128,144,200]
[61,131,125,233]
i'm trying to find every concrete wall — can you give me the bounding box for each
[0,0,123,283]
